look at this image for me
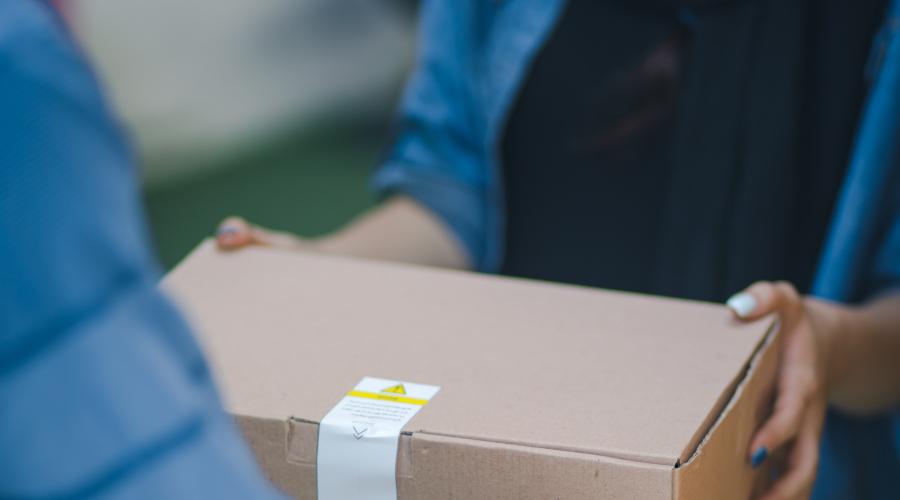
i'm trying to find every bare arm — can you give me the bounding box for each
[824,292,900,415]
[314,196,469,269]
[216,196,470,270]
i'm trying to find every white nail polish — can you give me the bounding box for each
[726,293,757,318]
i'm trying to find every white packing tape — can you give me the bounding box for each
[317,377,440,500]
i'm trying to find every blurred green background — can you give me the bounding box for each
[143,126,381,270]
[72,1,418,269]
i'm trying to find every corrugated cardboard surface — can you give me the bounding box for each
[675,318,779,499]
[164,241,776,498]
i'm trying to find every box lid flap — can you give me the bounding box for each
[164,241,772,466]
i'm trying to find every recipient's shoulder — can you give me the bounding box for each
[0,1,76,67]
[0,0,122,149]
[0,1,107,109]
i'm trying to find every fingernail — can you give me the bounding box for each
[217,226,239,237]
[726,292,758,318]
[751,446,768,468]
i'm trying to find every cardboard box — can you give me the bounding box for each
[163,240,779,499]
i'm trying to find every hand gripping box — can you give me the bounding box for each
[163,241,778,499]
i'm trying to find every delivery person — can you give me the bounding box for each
[218,0,900,498]
[1,1,282,498]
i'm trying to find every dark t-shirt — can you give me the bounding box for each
[500,0,888,302]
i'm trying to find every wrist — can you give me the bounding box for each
[805,298,857,397]
[310,231,356,256]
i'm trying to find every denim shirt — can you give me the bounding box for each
[373,0,900,300]
[373,0,567,273]
[373,1,900,498]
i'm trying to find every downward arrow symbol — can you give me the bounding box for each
[352,425,368,440]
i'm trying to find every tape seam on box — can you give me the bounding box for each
[315,377,440,500]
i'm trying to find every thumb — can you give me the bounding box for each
[726,281,802,328]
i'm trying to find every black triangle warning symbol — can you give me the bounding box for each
[382,384,407,395]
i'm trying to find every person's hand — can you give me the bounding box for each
[215,216,312,251]
[727,281,844,500]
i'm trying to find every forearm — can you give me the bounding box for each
[314,196,471,270]
[823,292,900,415]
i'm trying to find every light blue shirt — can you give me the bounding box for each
[0,2,282,498]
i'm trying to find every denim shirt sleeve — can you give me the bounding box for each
[0,3,281,498]
[871,209,900,295]
[371,0,491,269]
[811,0,900,303]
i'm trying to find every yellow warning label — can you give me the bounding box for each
[346,390,429,406]
[381,384,407,395]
